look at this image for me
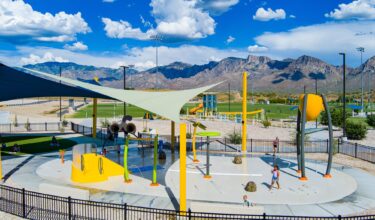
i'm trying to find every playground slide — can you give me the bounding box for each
[71,153,124,183]
[189,103,203,114]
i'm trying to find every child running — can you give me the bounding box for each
[269,165,280,190]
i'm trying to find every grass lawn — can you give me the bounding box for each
[69,102,298,120]
[0,136,77,155]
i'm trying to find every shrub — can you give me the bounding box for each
[186,132,192,139]
[320,108,351,127]
[227,129,241,144]
[233,155,242,164]
[180,108,186,115]
[346,120,367,140]
[24,118,31,131]
[244,181,257,192]
[13,115,18,127]
[367,115,375,127]
[262,119,271,128]
[62,120,69,127]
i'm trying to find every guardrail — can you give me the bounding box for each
[0,184,374,220]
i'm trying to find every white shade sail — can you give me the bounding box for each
[24,68,221,123]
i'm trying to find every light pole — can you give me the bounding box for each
[120,66,129,116]
[357,47,365,113]
[151,34,163,89]
[315,77,318,128]
[339,53,347,138]
[228,82,231,112]
[59,66,62,122]
[369,70,374,109]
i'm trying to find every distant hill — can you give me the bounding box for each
[23,55,375,93]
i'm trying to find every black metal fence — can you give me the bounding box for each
[339,140,375,163]
[0,122,66,133]
[0,184,374,220]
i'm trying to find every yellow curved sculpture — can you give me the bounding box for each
[298,94,324,121]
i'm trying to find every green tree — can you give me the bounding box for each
[320,108,351,127]
[366,114,375,127]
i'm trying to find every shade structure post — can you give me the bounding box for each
[242,72,247,152]
[204,136,211,179]
[296,110,302,173]
[179,123,187,213]
[151,135,159,186]
[92,98,97,138]
[124,137,132,183]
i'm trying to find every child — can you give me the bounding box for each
[243,195,250,207]
[269,165,280,190]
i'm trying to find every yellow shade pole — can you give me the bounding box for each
[92,98,98,138]
[179,123,187,213]
[242,72,247,152]
[192,125,199,163]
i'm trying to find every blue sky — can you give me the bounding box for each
[0,0,374,69]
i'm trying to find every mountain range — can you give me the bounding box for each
[23,54,375,93]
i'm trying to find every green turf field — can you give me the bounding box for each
[0,136,77,155]
[69,102,298,119]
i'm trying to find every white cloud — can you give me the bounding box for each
[325,0,375,20]
[7,45,248,70]
[197,0,239,15]
[289,15,296,19]
[102,18,154,40]
[20,52,69,65]
[247,45,268,53]
[253,8,286,21]
[254,21,375,64]
[0,0,90,43]
[151,0,215,39]
[64,42,88,51]
[226,36,235,44]
[103,0,115,2]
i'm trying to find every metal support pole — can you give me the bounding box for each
[179,123,187,212]
[124,137,132,183]
[322,95,333,178]
[296,110,302,173]
[315,78,318,128]
[59,67,62,122]
[171,121,175,153]
[192,126,199,163]
[204,136,211,179]
[151,135,159,186]
[339,53,347,138]
[228,82,231,112]
[242,72,247,152]
[300,94,308,181]
[92,98,97,138]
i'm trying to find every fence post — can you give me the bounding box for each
[68,196,72,220]
[45,122,47,131]
[9,123,11,133]
[83,126,85,136]
[337,138,340,153]
[355,143,358,158]
[263,212,266,220]
[188,208,192,220]
[338,215,342,220]
[251,139,253,152]
[22,188,26,218]
[124,203,127,220]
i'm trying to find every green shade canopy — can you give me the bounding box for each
[196,131,221,137]
[24,68,221,123]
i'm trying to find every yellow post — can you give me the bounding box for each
[171,121,175,153]
[242,72,247,152]
[92,98,97,138]
[192,126,199,163]
[179,123,187,213]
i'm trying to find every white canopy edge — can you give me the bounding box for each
[23,68,221,123]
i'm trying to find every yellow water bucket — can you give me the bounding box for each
[299,94,324,121]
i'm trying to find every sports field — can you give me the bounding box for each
[69,102,297,119]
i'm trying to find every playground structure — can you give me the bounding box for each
[296,93,333,180]
[189,103,203,114]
